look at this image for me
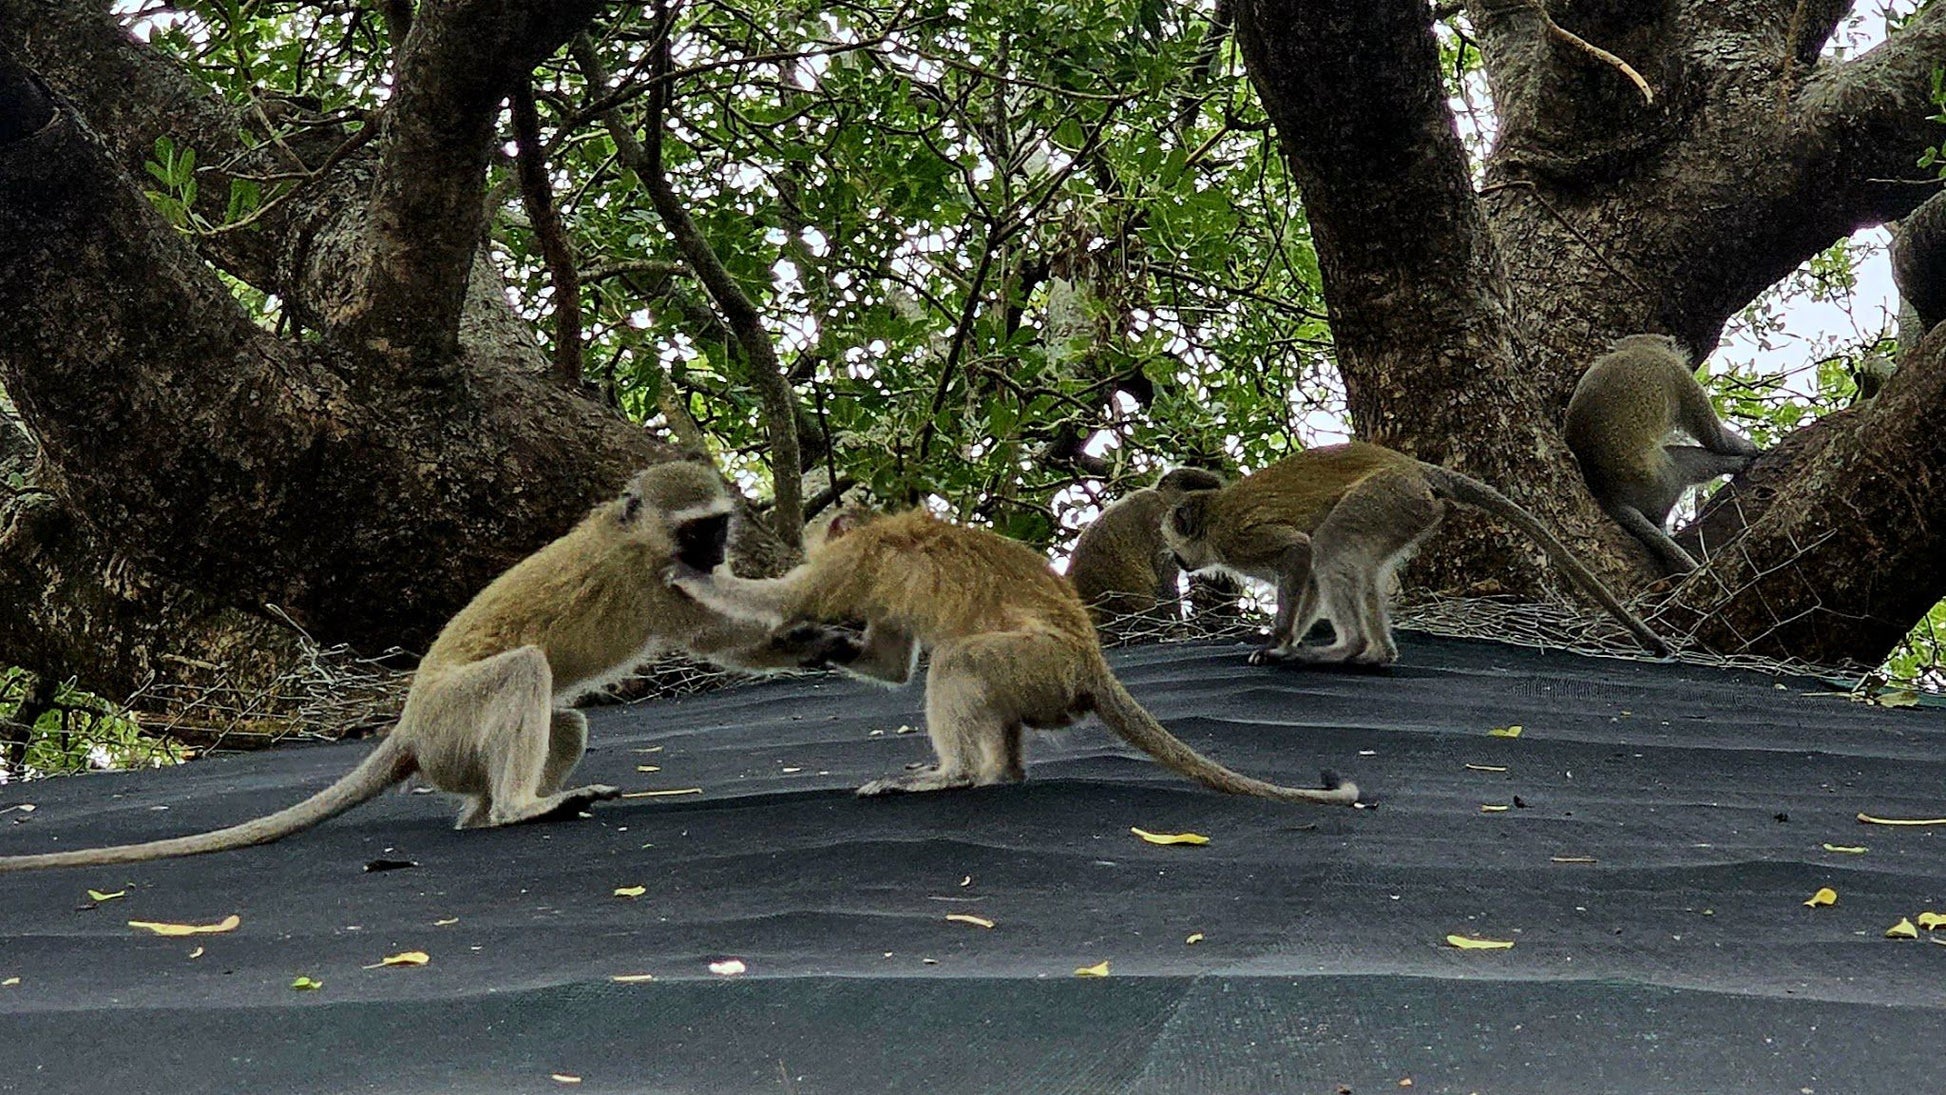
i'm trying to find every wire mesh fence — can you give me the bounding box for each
[6,569,1939,782]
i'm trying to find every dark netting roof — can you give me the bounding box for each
[2,634,1943,1094]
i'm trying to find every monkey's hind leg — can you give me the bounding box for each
[857,635,1048,795]
[1288,472,1438,668]
[440,647,619,828]
[540,710,589,796]
[1607,502,1700,576]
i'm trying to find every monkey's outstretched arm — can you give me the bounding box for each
[669,568,800,628]
[690,615,864,672]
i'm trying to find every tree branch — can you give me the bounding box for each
[1891,187,1946,332]
[577,22,805,546]
[341,0,606,374]
[1233,0,1517,448]
[1785,0,1858,67]
[1794,2,1946,225]
[511,80,586,389]
[1670,325,1946,661]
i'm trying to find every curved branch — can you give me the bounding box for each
[511,80,586,389]
[342,0,607,373]
[1668,319,1946,660]
[578,25,805,546]
[1890,187,1946,332]
[1794,2,1946,225]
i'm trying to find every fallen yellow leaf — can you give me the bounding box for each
[364,951,429,969]
[290,976,323,991]
[434,917,460,926]
[1185,932,1204,945]
[620,788,702,799]
[187,947,204,959]
[635,765,661,773]
[128,914,241,937]
[551,1075,582,1085]
[610,973,657,983]
[1464,764,1508,772]
[1074,961,1111,977]
[1,976,19,987]
[945,914,995,929]
[87,889,126,903]
[1487,725,1523,738]
[1857,813,1946,826]
[1803,887,1838,908]
[1886,918,1920,939]
[1550,856,1597,864]
[1821,844,1867,854]
[613,885,646,898]
[708,959,747,976]
[1445,934,1514,950]
[1479,804,1510,813]
[1916,911,1946,930]
[1130,827,1210,846]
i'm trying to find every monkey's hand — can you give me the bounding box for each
[782,623,865,669]
[663,562,715,595]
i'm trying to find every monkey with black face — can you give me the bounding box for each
[669,507,1358,805]
[1564,334,1763,576]
[1160,442,1671,668]
[0,461,856,872]
[1066,467,1226,628]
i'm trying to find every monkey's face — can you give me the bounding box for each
[1158,502,1218,572]
[672,512,731,575]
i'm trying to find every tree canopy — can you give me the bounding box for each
[2,0,1943,748]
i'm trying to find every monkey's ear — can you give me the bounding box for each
[825,508,867,541]
[1171,496,1208,540]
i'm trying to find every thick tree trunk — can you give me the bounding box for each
[1236,0,1946,661]
[0,3,791,708]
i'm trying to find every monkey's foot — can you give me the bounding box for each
[856,768,978,796]
[1264,644,1398,673]
[1246,644,1298,666]
[490,784,621,826]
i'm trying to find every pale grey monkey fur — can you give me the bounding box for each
[1565,334,1762,576]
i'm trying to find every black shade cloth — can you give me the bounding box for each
[2,635,1942,1094]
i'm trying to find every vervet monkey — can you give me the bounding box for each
[1565,334,1763,575]
[668,508,1359,806]
[0,462,857,872]
[1160,442,1671,667]
[1067,468,1226,626]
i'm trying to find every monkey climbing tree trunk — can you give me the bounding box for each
[0,1,792,710]
[1234,0,1946,664]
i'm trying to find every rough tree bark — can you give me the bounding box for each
[1235,0,1946,662]
[0,2,790,711]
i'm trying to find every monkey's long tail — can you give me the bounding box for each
[1089,667,1359,806]
[0,736,415,873]
[1420,464,1672,657]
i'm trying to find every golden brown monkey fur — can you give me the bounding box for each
[1161,442,1670,667]
[1565,334,1763,576]
[0,461,855,872]
[1067,467,1226,628]
[670,507,1358,804]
